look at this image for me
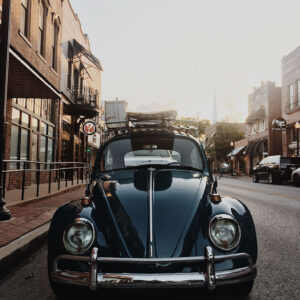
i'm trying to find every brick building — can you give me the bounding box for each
[281,46,300,156]
[233,81,282,175]
[0,0,102,196]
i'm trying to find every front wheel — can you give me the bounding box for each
[49,279,96,300]
[253,173,259,183]
[221,280,254,298]
[268,172,275,184]
[293,174,300,187]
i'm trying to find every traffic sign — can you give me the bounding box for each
[83,121,96,135]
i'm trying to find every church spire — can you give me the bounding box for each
[212,92,218,124]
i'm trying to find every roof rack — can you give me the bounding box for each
[104,110,199,141]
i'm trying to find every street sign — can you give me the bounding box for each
[272,117,286,131]
[82,121,96,136]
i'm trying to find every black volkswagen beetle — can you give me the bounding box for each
[48,112,257,298]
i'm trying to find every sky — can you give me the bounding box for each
[71,0,300,122]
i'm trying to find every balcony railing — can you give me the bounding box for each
[72,86,99,108]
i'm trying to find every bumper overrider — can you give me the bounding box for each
[50,246,257,291]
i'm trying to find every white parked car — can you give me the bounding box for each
[291,168,300,187]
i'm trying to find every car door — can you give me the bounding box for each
[256,158,266,178]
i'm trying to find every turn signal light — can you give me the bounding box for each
[211,194,221,203]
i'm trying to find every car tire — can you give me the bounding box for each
[232,280,254,297]
[293,174,300,187]
[221,280,254,298]
[253,173,259,183]
[268,172,275,184]
[49,279,96,300]
[48,259,96,300]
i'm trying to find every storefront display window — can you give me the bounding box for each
[10,99,55,169]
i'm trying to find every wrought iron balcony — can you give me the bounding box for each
[70,86,99,118]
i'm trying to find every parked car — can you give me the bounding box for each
[252,155,300,184]
[48,112,257,298]
[292,167,300,187]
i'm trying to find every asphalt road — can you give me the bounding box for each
[0,177,299,300]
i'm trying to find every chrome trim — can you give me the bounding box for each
[62,218,95,255]
[51,246,256,290]
[148,168,155,258]
[208,214,241,252]
[205,246,216,290]
[90,247,98,291]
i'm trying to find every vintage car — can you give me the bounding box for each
[48,111,257,298]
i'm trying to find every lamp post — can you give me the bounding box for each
[0,0,12,220]
[230,141,235,176]
[296,121,300,157]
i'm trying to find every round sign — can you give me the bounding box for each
[83,121,96,135]
[272,117,287,131]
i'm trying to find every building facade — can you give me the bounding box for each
[234,81,282,175]
[0,0,102,197]
[281,46,300,156]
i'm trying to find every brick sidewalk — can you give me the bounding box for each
[0,187,85,248]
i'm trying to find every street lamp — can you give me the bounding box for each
[295,121,300,157]
[230,141,235,176]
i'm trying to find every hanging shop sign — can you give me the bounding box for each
[272,118,287,131]
[82,120,96,136]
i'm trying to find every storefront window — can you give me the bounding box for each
[32,118,39,131]
[10,125,19,161]
[40,135,46,163]
[20,129,29,161]
[12,108,20,124]
[10,99,55,169]
[21,112,29,127]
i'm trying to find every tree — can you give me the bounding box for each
[212,122,245,162]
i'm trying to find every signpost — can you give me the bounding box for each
[272,118,287,131]
[82,120,96,136]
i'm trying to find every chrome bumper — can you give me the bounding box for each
[50,246,257,291]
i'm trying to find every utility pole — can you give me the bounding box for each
[0,0,12,220]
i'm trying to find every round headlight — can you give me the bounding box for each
[63,218,95,255]
[209,214,241,251]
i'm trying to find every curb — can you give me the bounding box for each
[0,222,50,282]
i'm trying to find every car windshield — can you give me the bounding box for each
[98,136,203,171]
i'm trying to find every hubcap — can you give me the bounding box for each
[269,174,272,183]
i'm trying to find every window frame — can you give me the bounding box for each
[289,84,294,110]
[38,0,47,57]
[20,0,31,38]
[51,24,59,70]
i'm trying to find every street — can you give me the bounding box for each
[0,177,299,300]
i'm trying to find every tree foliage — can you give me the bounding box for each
[209,122,245,162]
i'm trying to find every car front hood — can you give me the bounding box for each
[98,168,210,258]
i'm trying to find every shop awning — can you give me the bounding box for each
[72,39,103,71]
[8,48,60,99]
[227,145,246,157]
[244,138,267,156]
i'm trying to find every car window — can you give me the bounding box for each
[100,136,203,171]
[260,158,266,165]
[124,150,181,167]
